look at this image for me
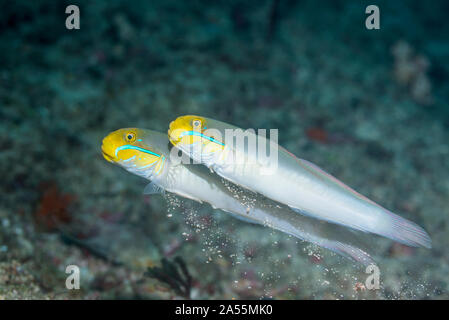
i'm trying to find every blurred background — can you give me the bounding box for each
[0,0,448,299]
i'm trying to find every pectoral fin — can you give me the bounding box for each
[143,182,165,195]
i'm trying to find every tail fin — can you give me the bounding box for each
[378,213,432,248]
[321,241,375,266]
[291,206,431,249]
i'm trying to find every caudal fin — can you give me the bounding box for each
[378,213,432,249]
[321,240,375,266]
[290,206,431,249]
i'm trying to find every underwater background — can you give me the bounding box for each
[0,0,448,299]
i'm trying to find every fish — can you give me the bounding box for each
[167,115,431,249]
[102,128,376,265]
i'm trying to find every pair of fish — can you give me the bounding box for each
[101,115,431,265]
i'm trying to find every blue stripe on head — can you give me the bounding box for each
[122,155,136,163]
[115,145,162,158]
[179,131,225,146]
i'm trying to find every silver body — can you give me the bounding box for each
[175,118,431,249]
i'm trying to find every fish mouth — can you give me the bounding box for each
[103,152,114,162]
[168,134,180,146]
[101,145,115,163]
[168,123,181,145]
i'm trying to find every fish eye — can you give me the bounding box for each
[125,132,136,142]
[192,119,202,128]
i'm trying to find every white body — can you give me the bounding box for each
[174,118,431,249]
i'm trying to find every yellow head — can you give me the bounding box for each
[168,115,225,162]
[102,128,166,179]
